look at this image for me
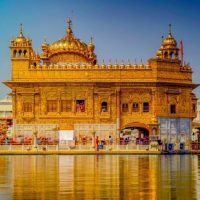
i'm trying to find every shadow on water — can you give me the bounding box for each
[0,155,199,199]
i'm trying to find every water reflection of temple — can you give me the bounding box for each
[71,155,158,199]
[158,155,199,199]
[0,156,12,199]
[11,156,59,199]
[3,155,200,199]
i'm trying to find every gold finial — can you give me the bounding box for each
[44,36,47,44]
[19,23,24,37]
[90,36,93,44]
[66,18,73,37]
[67,18,72,28]
[169,24,172,34]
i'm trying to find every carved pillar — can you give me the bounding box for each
[72,91,76,114]
[58,93,61,115]
[150,89,158,136]
[92,87,94,119]
[151,90,156,120]
[116,88,121,143]
[12,89,17,136]
[12,89,17,118]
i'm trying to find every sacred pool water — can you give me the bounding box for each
[0,155,199,199]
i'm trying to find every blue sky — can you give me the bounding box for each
[0,0,200,97]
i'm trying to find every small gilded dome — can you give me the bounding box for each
[162,33,177,47]
[162,25,177,48]
[42,38,49,47]
[11,24,31,46]
[139,63,144,68]
[156,49,162,57]
[87,37,95,52]
[14,35,27,43]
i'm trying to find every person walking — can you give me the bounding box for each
[109,135,113,145]
[5,137,9,145]
[96,136,99,151]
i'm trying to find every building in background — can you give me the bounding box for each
[193,99,200,123]
[3,19,198,145]
[192,99,200,142]
[0,96,12,138]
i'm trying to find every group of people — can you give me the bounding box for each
[95,135,113,150]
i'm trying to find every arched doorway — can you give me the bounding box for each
[120,122,150,145]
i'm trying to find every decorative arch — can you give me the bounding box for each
[101,101,108,112]
[23,50,27,57]
[13,49,17,57]
[164,51,168,59]
[18,49,22,57]
[121,122,150,131]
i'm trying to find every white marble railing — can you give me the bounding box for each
[0,144,159,151]
[0,143,192,152]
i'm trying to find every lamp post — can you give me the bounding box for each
[33,130,38,149]
[91,128,96,149]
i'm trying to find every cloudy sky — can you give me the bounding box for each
[0,0,200,97]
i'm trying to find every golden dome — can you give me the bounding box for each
[46,18,96,64]
[50,37,88,52]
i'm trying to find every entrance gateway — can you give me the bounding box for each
[121,123,150,144]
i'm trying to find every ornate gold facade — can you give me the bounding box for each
[4,20,198,141]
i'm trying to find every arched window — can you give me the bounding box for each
[143,102,149,112]
[170,104,176,114]
[101,101,108,112]
[164,51,168,59]
[122,103,128,112]
[18,50,22,57]
[170,52,174,59]
[24,50,27,57]
[13,50,17,57]
[132,102,139,112]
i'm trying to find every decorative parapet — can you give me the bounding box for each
[180,65,192,72]
[29,63,152,71]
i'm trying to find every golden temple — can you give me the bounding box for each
[3,19,198,143]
